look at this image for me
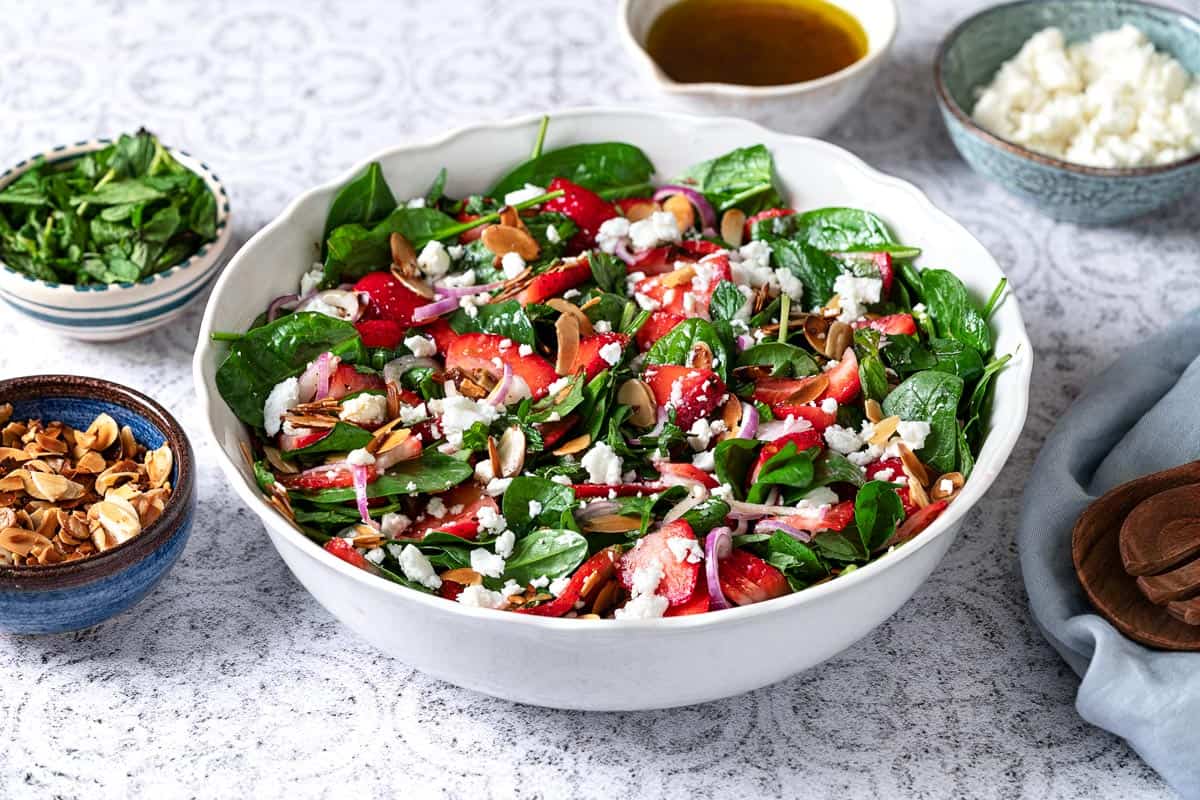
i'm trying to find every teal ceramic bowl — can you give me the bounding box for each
[934,0,1200,224]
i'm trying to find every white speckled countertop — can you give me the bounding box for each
[0,0,1191,796]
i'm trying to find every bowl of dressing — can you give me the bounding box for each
[617,0,899,136]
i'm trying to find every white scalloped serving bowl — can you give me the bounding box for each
[193,109,1032,711]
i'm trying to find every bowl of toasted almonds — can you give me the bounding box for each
[0,375,195,634]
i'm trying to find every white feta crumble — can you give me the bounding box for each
[833,274,882,323]
[798,487,840,508]
[820,397,840,414]
[495,529,516,559]
[776,268,805,303]
[477,505,508,535]
[686,418,727,452]
[614,560,668,619]
[692,449,716,472]
[417,240,451,278]
[500,579,525,600]
[426,497,447,518]
[599,340,623,366]
[518,343,534,357]
[546,376,573,396]
[550,474,572,486]
[346,447,375,466]
[339,393,388,426]
[299,265,324,297]
[628,211,681,251]
[548,575,572,597]
[530,575,550,589]
[501,251,527,279]
[429,394,500,448]
[630,561,664,596]
[406,196,426,208]
[581,441,623,485]
[456,584,508,609]
[398,402,429,425]
[365,547,385,564]
[381,513,412,537]
[301,290,360,320]
[262,377,300,437]
[503,183,546,207]
[596,216,631,254]
[528,499,544,518]
[940,478,956,494]
[894,420,932,452]
[447,244,465,260]
[404,334,437,357]
[441,269,476,288]
[545,224,561,244]
[399,544,442,589]
[470,548,506,578]
[666,537,704,564]
[485,477,513,497]
[593,319,613,333]
[458,292,490,319]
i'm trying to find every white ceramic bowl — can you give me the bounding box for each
[193,109,1032,711]
[0,140,233,341]
[616,0,898,136]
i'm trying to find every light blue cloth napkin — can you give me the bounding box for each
[1020,309,1200,800]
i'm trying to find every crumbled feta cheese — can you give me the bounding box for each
[365,547,385,564]
[548,575,572,596]
[518,343,534,357]
[593,319,612,333]
[346,447,375,466]
[634,291,661,311]
[263,377,300,437]
[426,497,447,518]
[381,513,412,537]
[340,393,388,426]
[895,420,932,452]
[581,442,623,485]
[630,561,664,596]
[628,211,681,250]
[485,477,513,496]
[503,183,546,207]
[545,224,561,244]
[429,394,500,448]
[406,196,427,208]
[730,240,778,291]
[530,575,550,589]
[666,537,704,564]
[495,529,516,558]
[528,499,543,518]
[299,265,323,297]
[615,592,669,618]
[470,548,505,578]
[599,341,623,366]
[820,397,839,414]
[686,418,727,452]
[824,424,864,454]
[405,334,437,357]
[456,584,508,609]
[940,479,955,494]
[833,274,882,323]
[458,292,490,319]
[596,216,631,254]
[477,505,508,534]
[447,244,465,260]
[441,269,476,288]
[875,468,896,482]
[399,544,442,589]
[546,376,573,396]
[302,290,360,320]
[550,474,572,486]
[775,269,805,303]
[399,402,429,425]
[500,579,525,600]
[501,251,526,279]
[417,240,451,278]
[799,487,840,508]
[692,449,715,472]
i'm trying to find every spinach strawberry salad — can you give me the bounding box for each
[214,119,1009,619]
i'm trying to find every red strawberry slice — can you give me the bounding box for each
[643,364,727,430]
[618,520,701,607]
[657,462,719,489]
[283,463,377,491]
[634,254,731,318]
[627,245,678,275]
[324,537,372,571]
[516,547,620,617]
[749,430,824,485]
[573,332,629,381]
[871,252,894,294]
[571,482,667,498]
[769,403,837,431]
[279,428,328,452]
[327,363,386,400]
[895,486,920,517]
[677,239,724,258]
[865,457,905,482]
[425,318,457,354]
[355,319,404,349]
[517,257,592,306]
[439,579,465,601]
[665,580,710,616]
[354,271,429,327]
[744,208,796,240]
[761,499,855,535]
[718,549,789,605]
[542,178,617,243]
[537,415,577,450]
[455,212,486,244]
[404,484,498,541]
[892,499,949,545]
[635,310,685,351]
[444,332,559,399]
[752,376,830,408]
[819,348,861,404]
[853,313,916,336]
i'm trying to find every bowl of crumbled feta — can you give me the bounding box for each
[193,109,1032,710]
[935,0,1200,224]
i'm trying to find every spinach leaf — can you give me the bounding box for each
[764,532,827,589]
[881,334,936,375]
[963,354,1011,453]
[502,476,577,533]
[793,207,897,252]
[448,299,537,346]
[747,443,816,504]
[589,250,627,294]
[502,529,589,585]
[280,422,372,460]
[425,167,447,205]
[215,312,366,428]
[736,342,820,377]
[644,318,731,380]
[528,373,586,423]
[853,329,889,403]
[929,337,984,382]
[709,280,747,323]
[920,269,993,354]
[675,144,783,214]
[813,529,868,563]
[681,499,731,536]
[854,481,905,552]
[713,438,759,501]
[812,450,866,488]
[295,452,473,503]
[322,162,397,250]
[881,370,964,474]
[488,142,655,200]
[769,238,843,306]
[323,206,459,287]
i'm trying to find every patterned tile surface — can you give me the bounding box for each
[0,0,1189,797]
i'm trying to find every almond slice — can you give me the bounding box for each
[547,298,594,337]
[659,265,696,288]
[788,375,830,405]
[555,313,581,376]
[930,472,965,501]
[720,208,746,247]
[553,433,591,457]
[617,379,657,428]
[662,194,695,232]
[497,427,526,478]
[481,224,540,261]
[440,567,483,586]
[580,514,643,533]
[868,415,900,447]
[825,321,853,359]
[622,200,658,222]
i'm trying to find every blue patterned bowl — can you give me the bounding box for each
[934,0,1200,224]
[0,376,195,634]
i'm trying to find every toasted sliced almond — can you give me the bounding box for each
[497,205,530,233]
[74,450,107,474]
[88,497,141,545]
[591,579,623,616]
[0,527,46,557]
[825,321,852,359]
[481,224,540,261]
[660,265,696,288]
[0,447,30,464]
[546,298,595,337]
[721,208,746,247]
[662,193,695,232]
[553,433,591,457]
[897,442,930,488]
[119,426,137,460]
[689,341,714,371]
[23,471,85,502]
[930,472,965,501]
[145,444,173,488]
[622,200,658,222]
[85,414,120,453]
[0,404,11,426]
[722,395,743,432]
[788,375,830,405]
[441,567,483,586]
[617,379,657,428]
[487,435,502,480]
[0,472,26,493]
[263,445,298,475]
[497,427,526,478]
[32,432,67,455]
[868,416,900,447]
[396,272,436,300]
[803,314,829,352]
[555,313,581,376]
[580,514,643,533]
[864,399,884,424]
[95,465,138,495]
[390,232,419,274]
[907,475,931,509]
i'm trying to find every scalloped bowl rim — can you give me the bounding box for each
[193,107,1032,634]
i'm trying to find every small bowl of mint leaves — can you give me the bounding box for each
[0,130,232,341]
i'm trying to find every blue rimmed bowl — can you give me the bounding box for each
[0,139,233,341]
[935,0,1200,224]
[0,375,195,634]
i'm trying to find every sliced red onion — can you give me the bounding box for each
[374,437,423,471]
[705,526,733,610]
[653,185,717,233]
[297,352,338,402]
[757,414,815,442]
[663,489,707,523]
[736,404,759,439]
[728,499,827,519]
[351,463,373,525]
[267,293,300,322]
[614,240,637,265]
[630,407,670,446]
[735,333,754,351]
[412,295,462,323]
[576,500,620,519]
[383,355,439,385]
[487,363,513,407]
[435,280,504,299]
[755,520,814,542]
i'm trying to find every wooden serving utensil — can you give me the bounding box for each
[1072,461,1200,651]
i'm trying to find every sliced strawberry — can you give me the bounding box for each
[283,463,377,491]
[744,208,796,240]
[355,319,404,349]
[542,178,617,243]
[635,310,685,351]
[455,212,486,244]
[871,252,894,294]
[425,318,457,354]
[324,537,371,570]
[537,415,577,450]
[657,462,719,490]
[853,313,916,336]
[634,254,731,318]
[439,579,465,601]
[752,375,830,408]
[614,197,656,217]
[665,580,710,616]
[327,363,385,400]
[571,482,666,498]
[354,272,428,327]
[718,549,789,605]
[627,245,678,275]
[408,498,498,541]
[643,364,727,430]
[865,457,905,482]
[445,332,559,399]
[517,257,592,305]
[573,332,629,381]
[677,239,724,258]
[769,403,837,431]
[895,486,920,517]
[618,520,700,607]
[516,547,620,617]
[820,348,861,404]
[761,499,855,534]
[278,428,328,452]
[748,430,824,485]
[892,499,949,545]
[397,388,423,406]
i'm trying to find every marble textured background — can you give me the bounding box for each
[0,0,1192,797]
